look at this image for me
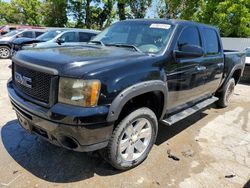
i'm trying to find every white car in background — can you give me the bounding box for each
[245,48,250,64]
[242,48,250,81]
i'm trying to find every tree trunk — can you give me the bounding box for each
[85,0,91,28]
[117,0,126,20]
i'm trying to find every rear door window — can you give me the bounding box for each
[202,28,220,55]
[60,32,77,42]
[35,31,44,38]
[21,31,34,38]
[79,32,94,42]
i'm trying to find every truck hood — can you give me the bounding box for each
[13,44,150,77]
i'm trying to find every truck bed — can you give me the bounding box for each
[223,51,245,83]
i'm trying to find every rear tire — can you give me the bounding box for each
[216,78,235,108]
[0,46,11,59]
[104,107,158,170]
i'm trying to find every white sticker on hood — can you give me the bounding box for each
[150,23,171,29]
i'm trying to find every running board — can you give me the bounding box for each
[161,96,218,126]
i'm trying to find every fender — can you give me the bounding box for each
[0,41,11,47]
[107,80,168,122]
[217,64,244,93]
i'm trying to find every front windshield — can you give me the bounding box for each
[3,30,22,37]
[92,21,173,54]
[36,30,63,41]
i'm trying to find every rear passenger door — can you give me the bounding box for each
[200,28,224,95]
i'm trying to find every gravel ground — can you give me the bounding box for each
[0,59,249,188]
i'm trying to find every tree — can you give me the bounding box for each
[12,0,42,25]
[0,1,22,24]
[85,0,91,28]
[158,0,199,19]
[68,0,85,28]
[43,0,68,27]
[98,0,114,28]
[0,0,42,25]
[194,0,250,37]
[158,0,179,19]
[68,0,114,29]
[117,0,126,20]
[128,0,152,18]
[158,0,250,37]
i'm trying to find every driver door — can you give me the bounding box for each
[167,26,207,111]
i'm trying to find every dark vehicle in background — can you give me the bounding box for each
[11,29,99,55]
[0,24,43,35]
[241,47,250,82]
[7,19,245,170]
[0,29,45,59]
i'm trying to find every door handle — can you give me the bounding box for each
[196,66,206,71]
[217,63,224,68]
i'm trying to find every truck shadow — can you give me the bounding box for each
[1,120,121,183]
[155,110,208,145]
[2,109,209,183]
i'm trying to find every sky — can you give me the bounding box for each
[2,0,160,19]
[146,0,159,18]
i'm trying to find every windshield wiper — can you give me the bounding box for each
[105,43,142,53]
[89,40,105,46]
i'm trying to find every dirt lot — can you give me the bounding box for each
[0,59,250,188]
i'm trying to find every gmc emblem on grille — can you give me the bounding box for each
[15,72,32,88]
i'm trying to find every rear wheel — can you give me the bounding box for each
[216,78,235,108]
[0,46,11,59]
[104,107,158,170]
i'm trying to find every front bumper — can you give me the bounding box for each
[7,80,114,152]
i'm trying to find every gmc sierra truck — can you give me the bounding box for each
[7,19,245,170]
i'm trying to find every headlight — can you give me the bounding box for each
[58,77,101,107]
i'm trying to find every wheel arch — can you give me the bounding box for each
[107,80,168,122]
[0,43,11,49]
[217,65,244,93]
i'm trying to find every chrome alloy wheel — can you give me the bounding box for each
[226,81,235,103]
[119,118,152,161]
[0,47,10,58]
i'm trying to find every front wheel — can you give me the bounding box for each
[216,78,235,108]
[104,107,158,170]
[0,46,11,59]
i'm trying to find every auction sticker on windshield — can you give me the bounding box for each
[150,23,171,30]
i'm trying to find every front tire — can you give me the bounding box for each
[105,107,158,170]
[216,78,235,108]
[0,46,11,59]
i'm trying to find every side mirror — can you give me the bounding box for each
[174,44,204,59]
[56,38,65,45]
[16,34,22,38]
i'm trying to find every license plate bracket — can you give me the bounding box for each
[16,112,32,133]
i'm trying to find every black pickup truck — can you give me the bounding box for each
[7,19,245,170]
